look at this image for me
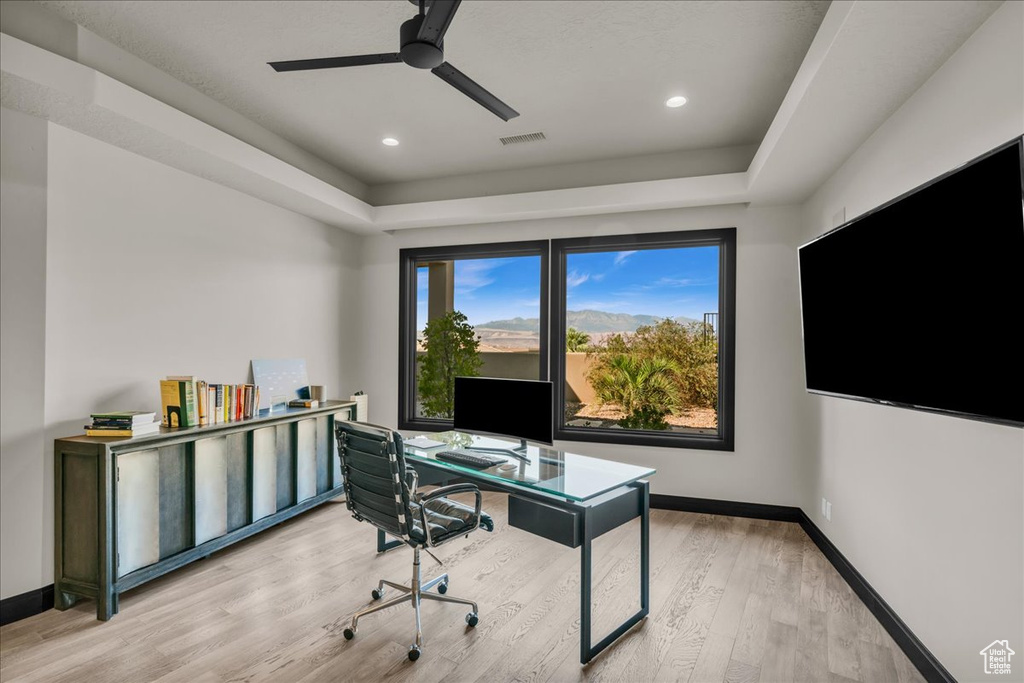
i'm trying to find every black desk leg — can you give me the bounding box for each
[640,479,650,613]
[579,479,651,664]
[580,505,593,664]
[377,529,403,553]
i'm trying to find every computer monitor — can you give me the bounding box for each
[453,377,554,461]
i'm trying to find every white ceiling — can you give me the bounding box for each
[35,0,829,185]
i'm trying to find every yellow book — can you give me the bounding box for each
[160,380,183,427]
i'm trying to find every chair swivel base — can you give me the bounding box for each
[341,547,479,661]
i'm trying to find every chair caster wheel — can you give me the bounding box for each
[438,582,448,594]
[371,588,383,600]
[343,628,355,640]
[465,612,478,627]
[408,645,421,661]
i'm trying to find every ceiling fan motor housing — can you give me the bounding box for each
[400,15,444,69]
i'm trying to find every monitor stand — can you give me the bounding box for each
[466,438,530,463]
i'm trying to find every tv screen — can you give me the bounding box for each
[799,139,1024,427]
[453,377,554,445]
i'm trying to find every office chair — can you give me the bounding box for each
[334,420,494,661]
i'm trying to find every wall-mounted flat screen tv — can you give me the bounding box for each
[799,138,1023,427]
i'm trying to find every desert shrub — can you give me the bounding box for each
[590,319,718,410]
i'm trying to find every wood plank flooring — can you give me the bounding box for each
[0,492,925,683]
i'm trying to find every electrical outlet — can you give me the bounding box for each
[821,497,832,521]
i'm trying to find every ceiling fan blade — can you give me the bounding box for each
[432,62,519,121]
[417,0,462,45]
[269,53,402,72]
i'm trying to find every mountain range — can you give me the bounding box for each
[476,310,699,334]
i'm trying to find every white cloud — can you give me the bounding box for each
[613,250,638,266]
[453,260,504,295]
[656,277,697,287]
[566,269,590,288]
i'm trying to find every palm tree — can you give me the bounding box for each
[565,327,591,352]
[589,355,680,430]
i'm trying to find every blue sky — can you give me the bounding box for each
[416,246,719,331]
[566,246,719,321]
[417,256,542,330]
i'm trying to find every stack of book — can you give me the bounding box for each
[86,411,161,437]
[160,376,262,428]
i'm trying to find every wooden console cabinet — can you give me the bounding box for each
[53,400,355,620]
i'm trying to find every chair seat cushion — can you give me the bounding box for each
[409,497,494,545]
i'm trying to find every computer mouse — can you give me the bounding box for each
[498,463,518,471]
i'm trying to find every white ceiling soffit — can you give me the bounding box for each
[0,30,748,230]
[0,32,378,232]
[746,0,1003,205]
[1,1,1006,232]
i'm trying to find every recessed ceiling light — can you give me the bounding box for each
[665,96,688,108]
[382,137,400,146]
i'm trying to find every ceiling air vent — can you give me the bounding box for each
[499,131,546,146]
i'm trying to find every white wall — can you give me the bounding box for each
[800,3,1024,681]
[356,204,808,506]
[0,121,361,600]
[1,107,48,599]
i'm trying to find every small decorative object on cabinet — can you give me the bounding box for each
[53,400,355,620]
[350,390,368,422]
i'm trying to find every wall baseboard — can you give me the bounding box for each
[650,495,954,683]
[650,493,802,522]
[0,584,54,627]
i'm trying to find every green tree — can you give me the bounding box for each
[565,327,591,352]
[588,355,681,430]
[417,311,482,418]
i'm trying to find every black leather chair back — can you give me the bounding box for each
[334,421,413,539]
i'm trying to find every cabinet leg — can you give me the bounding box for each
[55,590,77,610]
[97,592,115,621]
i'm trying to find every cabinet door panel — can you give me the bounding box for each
[296,419,316,502]
[194,437,228,545]
[252,427,277,521]
[225,432,249,532]
[158,444,192,559]
[275,424,294,511]
[116,449,159,577]
[315,415,330,494]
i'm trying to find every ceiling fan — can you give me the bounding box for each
[268,0,519,121]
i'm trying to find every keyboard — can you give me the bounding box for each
[435,449,505,470]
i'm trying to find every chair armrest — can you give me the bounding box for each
[417,483,483,547]
[404,467,418,497]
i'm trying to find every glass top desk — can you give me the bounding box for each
[387,431,655,664]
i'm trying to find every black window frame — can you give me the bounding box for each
[398,240,550,433]
[551,228,736,451]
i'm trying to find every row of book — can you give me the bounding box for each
[86,411,161,437]
[160,376,262,428]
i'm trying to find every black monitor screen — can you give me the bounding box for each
[798,139,1024,427]
[453,377,554,445]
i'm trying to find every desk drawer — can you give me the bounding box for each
[508,495,580,548]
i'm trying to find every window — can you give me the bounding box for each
[551,229,735,450]
[398,241,549,432]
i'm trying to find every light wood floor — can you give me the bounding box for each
[0,492,924,683]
